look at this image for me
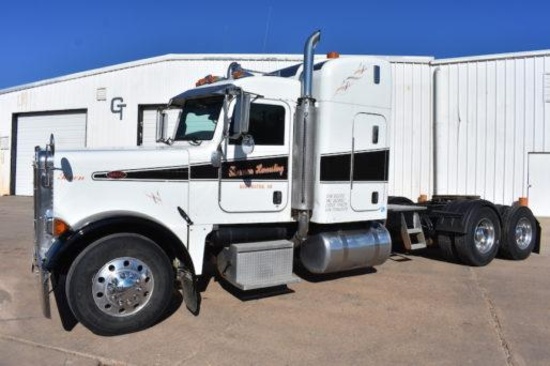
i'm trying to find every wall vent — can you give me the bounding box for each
[96,88,107,101]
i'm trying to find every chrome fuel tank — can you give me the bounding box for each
[300,223,391,274]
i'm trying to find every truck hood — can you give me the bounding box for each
[52,147,191,231]
[54,147,191,182]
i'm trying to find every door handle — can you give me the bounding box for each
[273,191,282,205]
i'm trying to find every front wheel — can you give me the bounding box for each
[66,233,174,336]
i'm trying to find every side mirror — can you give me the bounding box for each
[231,92,251,139]
[241,135,255,155]
[156,110,168,142]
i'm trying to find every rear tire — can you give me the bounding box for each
[437,234,459,262]
[66,233,174,336]
[498,205,537,260]
[454,206,501,266]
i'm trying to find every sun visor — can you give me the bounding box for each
[169,84,240,107]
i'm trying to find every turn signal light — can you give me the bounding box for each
[195,74,220,86]
[518,197,528,207]
[232,70,245,79]
[53,218,71,237]
[418,194,428,203]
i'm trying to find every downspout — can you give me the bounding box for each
[292,30,321,245]
[432,66,440,196]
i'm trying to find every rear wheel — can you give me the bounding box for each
[454,206,501,266]
[437,234,459,262]
[498,205,537,260]
[66,233,174,336]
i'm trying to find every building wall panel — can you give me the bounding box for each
[433,52,550,210]
[388,61,433,201]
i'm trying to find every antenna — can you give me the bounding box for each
[262,6,273,53]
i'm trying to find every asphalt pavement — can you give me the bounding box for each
[0,196,549,366]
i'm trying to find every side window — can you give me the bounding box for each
[231,103,285,146]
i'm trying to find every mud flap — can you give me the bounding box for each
[534,218,542,254]
[178,267,201,315]
[50,271,79,331]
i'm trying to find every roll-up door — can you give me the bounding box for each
[14,111,87,196]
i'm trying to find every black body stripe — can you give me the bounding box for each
[353,150,389,182]
[125,167,189,180]
[92,156,289,182]
[93,166,189,181]
[320,149,389,182]
[190,164,218,179]
[320,154,351,182]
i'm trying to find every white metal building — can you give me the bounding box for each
[0,51,548,216]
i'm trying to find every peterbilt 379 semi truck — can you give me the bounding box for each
[32,31,539,335]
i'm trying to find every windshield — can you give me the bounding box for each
[174,95,224,141]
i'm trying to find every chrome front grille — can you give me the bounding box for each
[33,146,54,267]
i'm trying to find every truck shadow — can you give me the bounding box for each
[395,247,463,265]
[198,260,295,302]
[294,264,377,283]
[218,280,295,301]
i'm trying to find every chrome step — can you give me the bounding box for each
[399,211,427,250]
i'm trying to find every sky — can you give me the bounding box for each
[1,0,549,89]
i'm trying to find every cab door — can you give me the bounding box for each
[219,100,290,213]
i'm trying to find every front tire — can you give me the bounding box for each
[66,233,174,336]
[454,206,501,266]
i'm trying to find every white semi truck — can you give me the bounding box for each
[32,31,539,335]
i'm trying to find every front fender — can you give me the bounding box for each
[44,215,193,274]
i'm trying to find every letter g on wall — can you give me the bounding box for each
[111,97,127,120]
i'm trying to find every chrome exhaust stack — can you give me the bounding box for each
[292,30,321,244]
[301,30,321,99]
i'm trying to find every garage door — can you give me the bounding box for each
[15,111,87,196]
[139,107,179,146]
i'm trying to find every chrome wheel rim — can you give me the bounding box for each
[515,217,533,250]
[92,257,154,317]
[474,218,496,254]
